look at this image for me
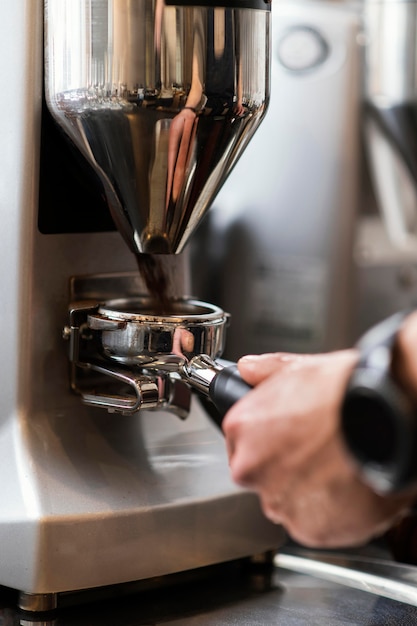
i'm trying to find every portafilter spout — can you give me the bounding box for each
[144,352,253,422]
[44,0,271,254]
[182,354,252,419]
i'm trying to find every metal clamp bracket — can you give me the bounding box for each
[64,301,191,418]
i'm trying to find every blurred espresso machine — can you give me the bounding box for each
[354,0,417,335]
[193,0,417,359]
[192,0,363,358]
[0,0,283,610]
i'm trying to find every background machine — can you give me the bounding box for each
[193,0,417,359]
[192,0,363,358]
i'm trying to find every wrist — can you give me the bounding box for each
[392,311,417,405]
[341,310,417,494]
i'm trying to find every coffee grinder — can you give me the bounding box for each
[0,0,282,610]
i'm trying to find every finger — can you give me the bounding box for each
[237,352,304,385]
[181,330,195,352]
[223,383,286,483]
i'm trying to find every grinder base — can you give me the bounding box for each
[3,396,284,606]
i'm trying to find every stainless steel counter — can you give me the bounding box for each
[3,546,417,625]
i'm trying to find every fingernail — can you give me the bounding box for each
[239,354,259,363]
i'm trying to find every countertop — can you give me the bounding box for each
[3,544,417,625]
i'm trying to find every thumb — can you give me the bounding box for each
[237,352,302,386]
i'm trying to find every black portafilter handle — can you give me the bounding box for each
[340,311,417,494]
[184,355,252,426]
[209,363,253,417]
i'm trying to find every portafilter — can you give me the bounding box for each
[67,295,251,420]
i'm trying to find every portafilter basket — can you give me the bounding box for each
[87,297,228,365]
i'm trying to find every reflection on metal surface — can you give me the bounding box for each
[18,592,58,613]
[275,550,417,607]
[45,0,270,253]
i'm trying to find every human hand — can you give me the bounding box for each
[233,100,245,117]
[223,350,417,548]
